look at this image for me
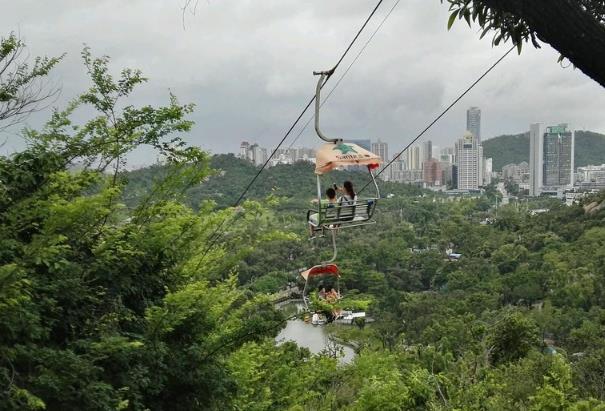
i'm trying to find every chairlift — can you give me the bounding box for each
[300,263,340,311]
[307,70,383,243]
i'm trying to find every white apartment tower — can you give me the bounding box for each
[456,131,483,190]
[466,107,481,143]
[529,123,544,197]
[405,145,423,170]
[240,141,250,159]
[371,139,389,162]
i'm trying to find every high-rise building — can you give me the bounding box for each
[456,131,483,190]
[466,107,481,143]
[387,157,406,182]
[423,158,442,186]
[529,123,575,196]
[240,141,250,159]
[239,142,269,166]
[251,144,267,166]
[371,139,389,162]
[452,164,458,189]
[440,147,456,164]
[405,144,423,170]
[544,125,574,187]
[431,145,440,160]
[423,140,433,162]
[440,162,454,187]
[529,123,543,196]
[484,157,493,185]
[372,140,389,180]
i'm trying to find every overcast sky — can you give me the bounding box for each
[2,0,605,164]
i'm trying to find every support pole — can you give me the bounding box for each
[369,168,381,198]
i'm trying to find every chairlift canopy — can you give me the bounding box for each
[315,142,382,175]
[300,264,340,281]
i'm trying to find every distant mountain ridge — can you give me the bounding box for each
[482,130,605,171]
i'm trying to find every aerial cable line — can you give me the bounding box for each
[197,0,387,262]
[358,44,516,195]
[232,0,385,208]
[288,0,402,149]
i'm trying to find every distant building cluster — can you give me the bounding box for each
[381,107,492,192]
[239,141,314,167]
[577,164,605,185]
[238,107,494,192]
[502,161,529,184]
[239,141,269,166]
[498,123,605,199]
[238,109,602,200]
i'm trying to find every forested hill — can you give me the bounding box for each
[483,130,605,171]
[124,154,423,209]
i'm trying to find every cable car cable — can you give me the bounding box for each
[233,0,386,208]
[197,0,387,261]
[357,44,516,195]
[287,0,401,149]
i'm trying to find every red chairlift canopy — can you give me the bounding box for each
[300,264,340,281]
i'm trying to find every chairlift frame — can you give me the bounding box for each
[308,70,382,240]
[300,263,341,311]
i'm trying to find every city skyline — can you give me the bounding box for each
[236,106,605,197]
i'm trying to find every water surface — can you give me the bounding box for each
[275,300,355,364]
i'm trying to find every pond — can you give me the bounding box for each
[275,300,356,364]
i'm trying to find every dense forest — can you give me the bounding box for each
[483,130,605,171]
[3,38,605,410]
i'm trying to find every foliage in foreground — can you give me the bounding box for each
[3,41,605,410]
[0,49,286,410]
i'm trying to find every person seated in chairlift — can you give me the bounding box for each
[325,187,338,207]
[318,287,327,299]
[326,287,339,303]
[336,181,357,206]
[308,188,339,233]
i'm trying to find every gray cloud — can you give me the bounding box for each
[2,0,604,162]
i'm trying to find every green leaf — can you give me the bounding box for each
[479,25,492,40]
[463,9,471,27]
[447,9,460,30]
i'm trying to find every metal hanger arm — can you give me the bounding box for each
[313,70,340,144]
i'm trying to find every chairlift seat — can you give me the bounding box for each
[307,71,383,239]
[307,197,378,232]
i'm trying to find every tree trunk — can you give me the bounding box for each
[484,0,605,88]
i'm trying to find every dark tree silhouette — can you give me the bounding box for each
[443,0,605,88]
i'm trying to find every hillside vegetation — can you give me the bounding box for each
[5,44,605,410]
[483,130,605,171]
[124,154,423,210]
